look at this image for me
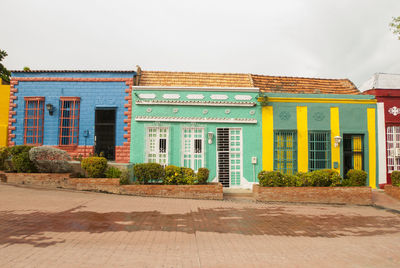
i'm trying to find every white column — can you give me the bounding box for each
[377,102,387,185]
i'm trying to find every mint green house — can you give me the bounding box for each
[130,71,262,188]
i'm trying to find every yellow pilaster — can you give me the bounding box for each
[330,107,340,172]
[296,106,308,172]
[0,78,10,147]
[367,108,377,189]
[262,106,274,171]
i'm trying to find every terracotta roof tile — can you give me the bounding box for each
[137,70,360,95]
[251,74,360,95]
[138,71,254,88]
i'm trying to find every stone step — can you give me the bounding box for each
[223,192,255,202]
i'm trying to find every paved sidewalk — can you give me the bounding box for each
[372,189,400,212]
[1,184,400,267]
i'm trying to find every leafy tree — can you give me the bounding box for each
[23,66,31,71]
[0,49,11,83]
[390,16,400,40]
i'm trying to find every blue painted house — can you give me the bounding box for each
[9,70,136,162]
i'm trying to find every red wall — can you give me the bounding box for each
[365,89,400,185]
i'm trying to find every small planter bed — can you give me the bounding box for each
[384,171,400,200]
[253,185,372,205]
[255,169,372,205]
[2,172,71,188]
[383,185,400,200]
[68,178,121,194]
[1,173,222,200]
[120,183,223,200]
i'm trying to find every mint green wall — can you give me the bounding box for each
[131,90,262,185]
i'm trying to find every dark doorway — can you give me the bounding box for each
[95,109,116,160]
[343,134,364,176]
[217,128,230,187]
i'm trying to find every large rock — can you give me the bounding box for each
[29,146,72,173]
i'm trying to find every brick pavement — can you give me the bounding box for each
[1,184,400,267]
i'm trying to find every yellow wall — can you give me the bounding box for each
[330,107,340,172]
[0,79,10,146]
[262,106,274,171]
[297,106,308,172]
[367,108,377,189]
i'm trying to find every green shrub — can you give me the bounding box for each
[391,171,400,186]
[119,171,130,185]
[258,169,342,187]
[295,172,314,186]
[0,146,10,170]
[197,168,209,184]
[284,174,299,187]
[9,145,34,156]
[309,169,341,187]
[105,166,122,178]
[81,157,108,178]
[133,163,165,184]
[12,151,37,173]
[345,169,367,186]
[258,171,284,187]
[8,145,36,173]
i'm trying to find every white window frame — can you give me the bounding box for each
[181,127,205,172]
[387,125,400,173]
[145,126,169,166]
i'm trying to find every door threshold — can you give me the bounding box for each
[223,188,252,194]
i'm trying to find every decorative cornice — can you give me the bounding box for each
[133,86,259,92]
[135,100,256,107]
[135,116,257,124]
[263,97,377,104]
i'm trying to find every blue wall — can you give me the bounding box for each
[11,72,135,147]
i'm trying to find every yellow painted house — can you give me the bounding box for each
[252,75,378,188]
[0,78,10,146]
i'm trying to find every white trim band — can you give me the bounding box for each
[135,116,257,124]
[135,100,256,107]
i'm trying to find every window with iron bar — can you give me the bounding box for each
[59,97,80,146]
[274,130,297,175]
[146,126,169,166]
[308,131,331,171]
[24,97,45,145]
[182,127,204,171]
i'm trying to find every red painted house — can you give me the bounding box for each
[360,73,400,187]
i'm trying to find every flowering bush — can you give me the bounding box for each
[29,146,72,173]
[164,165,183,184]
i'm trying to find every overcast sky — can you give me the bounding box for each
[2,0,400,87]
